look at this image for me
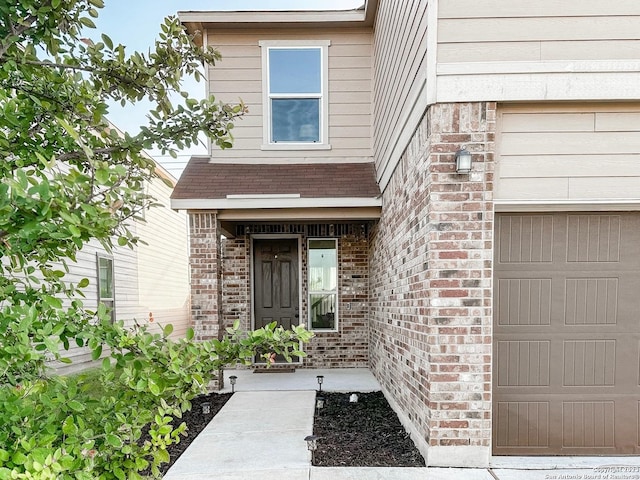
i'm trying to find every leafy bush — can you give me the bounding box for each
[0,319,312,479]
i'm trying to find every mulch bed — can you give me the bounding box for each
[312,391,425,467]
[150,392,233,476]
[154,389,424,474]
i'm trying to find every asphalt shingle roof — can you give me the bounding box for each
[171,157,381,200]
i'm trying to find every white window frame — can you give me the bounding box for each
[307,238,338,332]
[96,253,115,322]
[259,40,331,151]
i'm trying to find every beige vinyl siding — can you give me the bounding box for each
[136,177,190,337]
[372,0,429,189]
[437,1,640,102]
[53,174,190,373]
[496,103,640,203]
[207,29,372,162]
[439,0,640,62]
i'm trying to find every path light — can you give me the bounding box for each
[229,375,237,393]
[316,375,324,392]
[315,395,325,416]
[201,402,211,415]
[304,435,319,464]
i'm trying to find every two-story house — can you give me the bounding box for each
[171,0,640,467]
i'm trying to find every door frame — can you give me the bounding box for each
[250,234,303,363]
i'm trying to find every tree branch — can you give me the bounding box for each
[0,14,38,59]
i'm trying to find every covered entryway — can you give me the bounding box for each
[253,237,300,330]
[493,212,640,455]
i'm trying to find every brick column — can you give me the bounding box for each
[424,102,495,466]
[189,211,223,389]
[189,211,222,341]
[369,102,495,467]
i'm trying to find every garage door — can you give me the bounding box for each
[493,212,640,455]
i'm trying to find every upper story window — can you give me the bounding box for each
[260,40,331,150]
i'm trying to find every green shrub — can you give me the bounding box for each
[0,319,312,479]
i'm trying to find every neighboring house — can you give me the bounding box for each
[56,158,191,373]
[172,0,640,466]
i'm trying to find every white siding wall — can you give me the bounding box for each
[54,173,190,372]
[206,29,373,163]
[135,176,190,337]
[372,0,431,190]
[496,103,640,206]
[437,0,640,103]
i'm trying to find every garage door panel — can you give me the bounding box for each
[497,340,551,386]
[562,340,616,386]
[562,401,616,449]
[494,212,640,455]
[497,214,554,263]
[566,214,621,263]
[496,278,552,326]
[565,277,618,325]
[495,401,550,449]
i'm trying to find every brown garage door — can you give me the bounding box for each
[493,213,640,455]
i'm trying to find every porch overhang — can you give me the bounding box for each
[170,157,382,225]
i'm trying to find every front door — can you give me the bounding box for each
[253,237,300,337]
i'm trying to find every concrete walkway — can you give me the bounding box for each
[164,368,640,480]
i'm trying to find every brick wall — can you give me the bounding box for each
[304,232,369,367]
[369,102,495,466]
[221,236,250,333]
[189,211,222,342]
[219,227,369,368]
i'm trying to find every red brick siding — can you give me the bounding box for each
[218,229,369,368]
[369,102,495,449]
[189,211,222,342]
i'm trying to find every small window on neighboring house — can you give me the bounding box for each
[308,239,338,330]
[97,254,115,322]
[260,40,330,150]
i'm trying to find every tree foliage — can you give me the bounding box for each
[0,1,311,478]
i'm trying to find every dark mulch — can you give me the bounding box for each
[147,392,233,476]
[150,390,423,475]
[312,391,425,467]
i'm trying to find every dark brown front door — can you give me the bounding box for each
[254,238,299,332]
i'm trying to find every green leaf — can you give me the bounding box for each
[44,296,63,309]
[163,324,173,337]
[67,400,85,413]
[106,434,123,448]
[62,416,77,435]
[95,168,109,184]
[91,345,102,360]
[78,278,90,288]
[101,33,113,50]
[11,451,27,465]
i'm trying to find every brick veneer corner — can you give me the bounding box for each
[369,102,496,464]
[189,211,223,388]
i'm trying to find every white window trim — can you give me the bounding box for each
[307,238,338,332]
[96,253,115,322]
[259,39,331,151]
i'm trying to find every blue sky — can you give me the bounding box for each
[94,1,362,178]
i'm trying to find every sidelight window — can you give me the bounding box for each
[308,239,337,330]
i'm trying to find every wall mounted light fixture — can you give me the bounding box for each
[455,146,472,174]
